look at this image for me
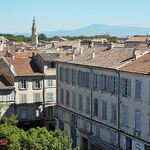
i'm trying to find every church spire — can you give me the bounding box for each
[31,16,38,46]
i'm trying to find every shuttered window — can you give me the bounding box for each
[34,93,41,102]
[135,80,142,100]
[19,79,28,90]
[112,104,117,122]
[93,73,98,90]
[33,79,42,89]
[121,78,131,97]
[60,88,64,104]
[66,90,70,106]
[94,98,98,116]
[60,67,63,81]
[86,96,90,114]
[20,94,27,103]
[47,79,53,87]
[102,101,107,119]
[135,111,141,131]
[47,92,53,101]
[48,107,53,117]
[78,94,83,111]
[122,107,128,126]
[72,70,75,84]
[102,75,107,91]
[72,91,76,109]
[65,68,70,83]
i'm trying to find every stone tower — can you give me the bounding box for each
[31,17,38,46]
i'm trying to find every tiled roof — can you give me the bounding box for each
[6,57,43,76]
[119,52,150,74]
[125,37,150,42]
[0,75,14,90]
[38,53,60,62]
[55,46,149,70]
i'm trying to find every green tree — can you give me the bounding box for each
[0,115,80,150]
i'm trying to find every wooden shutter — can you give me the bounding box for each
[127,79,131,97]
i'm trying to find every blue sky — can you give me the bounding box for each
[1,0,150,33]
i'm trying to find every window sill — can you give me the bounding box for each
[33,88,42,90]
[46,100,54,103]
[19,88,28,91]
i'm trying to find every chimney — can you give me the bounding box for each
[72,53,75,60]
[109,42,114,49]
[58,53,62,57]
[32,52,36,57]
[80,47,83,54]
[133,48,141,59]
[91,51,95,59]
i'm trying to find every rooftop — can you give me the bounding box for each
[119,52,150,75]
[38,53,60,62]
[6,57,43,76]
[55,46,149,70]
[0,75,14,90]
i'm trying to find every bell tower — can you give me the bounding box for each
[31,16,38,46]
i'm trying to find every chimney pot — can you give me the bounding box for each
[91,51,95,59]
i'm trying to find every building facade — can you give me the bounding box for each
[55,46,150,150]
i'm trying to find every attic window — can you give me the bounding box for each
[47,62,55,69]
[143,59,149,62]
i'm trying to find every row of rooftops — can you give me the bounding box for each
[0,45,150,90]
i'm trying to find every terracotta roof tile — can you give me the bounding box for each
[119,53,150,74]
[55,46,149,69]
[6,57,43,76]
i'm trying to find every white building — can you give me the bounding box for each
[55,46,150,150]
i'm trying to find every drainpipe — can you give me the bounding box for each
[115,70,121,150]
[43,75,46,124]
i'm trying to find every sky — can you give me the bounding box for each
[1,0,150,33]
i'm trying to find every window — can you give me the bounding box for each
[78,94,83,111]
[102,75,107,91]
[60,88,64,104]
[135,80,142,100]
[48,107,53,117]
[34,93,41,102]
[85,72,89,88]
[51,62,55,68]
[94,98,98,116]
[20,94,27,103]
[135,111,141,132]
[86,96,90,114]
[35,109,40,118]
[111,76,117,93]
[65,68,70,83]
[66,90,70,106]
[122,78,131,97]
[122,107,128,126]
[47,92,53,101]
[7,91,13,101]
[33,79,42,89]
[21,109,27,119]
[60,67,64,81]
[47,62,55,69]
[47,79,53,87]
[0,91,4,101]
[78,71,82,86]
[93,73,97,89]
[72,70,75,84]
[102,101,107,119]
[72,91,76,109]
[112,104,117,122]
[19,79,28,90]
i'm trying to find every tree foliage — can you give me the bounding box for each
[0,115,80,150]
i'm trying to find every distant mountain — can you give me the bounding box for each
[13,24,150,37]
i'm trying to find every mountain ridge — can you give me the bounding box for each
[12,24,150,37]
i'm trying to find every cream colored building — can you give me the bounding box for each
[33,53,60,130]
[55,46,150,150]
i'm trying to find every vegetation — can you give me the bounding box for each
[0,34,31,42]
[0,114,80,150]
[0,33,117,43]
